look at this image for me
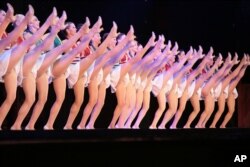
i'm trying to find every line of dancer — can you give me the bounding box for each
[0,4,248,130]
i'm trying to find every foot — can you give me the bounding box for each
[115,124,119,129]
[183,125,190,129]
[232,53,239,65]
[149,125,157,129]
[201,122,206,128]
[157,125,166,129]
[169,125,177,129]
[43,125,53,130]
[5,3,15,22]
[195,125,202,128]
[124,124,131,129]
[63,125,72,130]
[108,124,115,129]
[77,125,85,130]
[247,55,250,64]
[220,125,226,128]
[46,7,57,26]
[132,125,139,129]
[109,21,118,38]
[90,16,102,35]
[11,125,22,130]
[25,125,35,130]
[85,125,95,130]
[209,125,216,128]
[25,5,35,23]
[51,11,67,33]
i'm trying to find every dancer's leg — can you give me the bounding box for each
[170,89,188,129]
[158,90,178,129]
[44,75,66,130]
[25,73,48,130]
[64,77,86,129]
[210,93,226,128]
[86,81,106,129]
[77,79,98,129]
[149,90,166,129]
[183,93,200,128]
[0,70,17,128]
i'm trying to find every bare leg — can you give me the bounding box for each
[201,95,215,128]
[220,64,248,128]
[170,88,188,129]
[196,93,214,128]
[125,83,137,128]
[11,73,36,130]
[149,90,166,129]
[184,93,200,128]
[77,78,98,129]
[0,70,17,128]
[44,75,66,130]
[125,88,143,128]
[132,87,150,129]
[210,93,226,128]
[10,21,59,130]
[220,93,235,128]
[117,81,135,128]
[25,73,48,130]
[86,81,106,129]
[108,82,126,128]
[158,89,178,129]
[64,77,86,129]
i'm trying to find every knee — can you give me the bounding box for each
[96,100,105,108]
[142,103,150,112]
[6,93,16,104]
[178,105,185,113]
[193,107,200,114]
[88,98,97,107]
[25,95,36,105]
[55,95,65,104]
[155,110,164,117]
[201,89,208,98]
[37,95,48,105]
[135,104,142,111]
[217,107,224,113]
[168,109,176,116]
[117,100,126,108]
[227,109,234,115]
[74,97,84,107]
[158,103,166,112]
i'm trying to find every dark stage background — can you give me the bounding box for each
[1,0,250,129]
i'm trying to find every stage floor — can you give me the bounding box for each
[0,128,250,144]
[0,128,249,167]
